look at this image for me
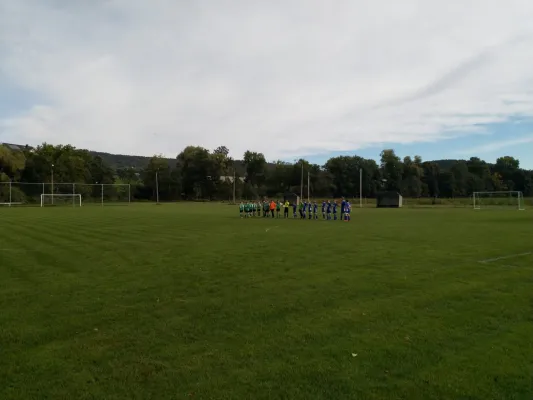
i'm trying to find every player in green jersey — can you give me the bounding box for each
[276,201,281,217]
[239,201,244,217]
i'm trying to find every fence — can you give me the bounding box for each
[0,182,131,206]
[284,196,533,208]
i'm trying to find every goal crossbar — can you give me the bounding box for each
[41,193,82,207]
[473,191,525,210]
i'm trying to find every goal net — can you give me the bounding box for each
[473,191,525,210]
[41,194,82,207]
[74,183,130,205]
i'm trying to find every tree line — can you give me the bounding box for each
[0,142,531,202]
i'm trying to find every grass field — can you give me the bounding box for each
[1,203,532,399]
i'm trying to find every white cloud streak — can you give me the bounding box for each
[456,135,533,155]
[0,0,533,160]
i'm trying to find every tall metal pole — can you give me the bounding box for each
[232,168,236,204]
[155,170,160,204]
[9,180,12,207]
[51,163,54,205]
[300,162,303,203]
[307,172,310,202]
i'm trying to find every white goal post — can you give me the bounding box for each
[41,193,82,207]
[473,191,525,210]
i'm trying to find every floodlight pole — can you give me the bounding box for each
[9,180,12,207]
[300,162,303,203]
[51,163,54,205]
[232,168,236,204]
[307,172,310,202]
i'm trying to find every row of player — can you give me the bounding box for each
[239,199,352,221]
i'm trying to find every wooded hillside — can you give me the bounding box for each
[0,142,530,202]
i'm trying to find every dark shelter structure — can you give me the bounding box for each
[376,191,403,208]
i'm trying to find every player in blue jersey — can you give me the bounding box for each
[344,201,351,221]
[332,201,338,220]
[292,202,297,218]
[302,201,307,219]
[321,201,326,219]
[326,200,331,220]
[308,201,313,219]
[340,197,346,220]
[313,202,318,219]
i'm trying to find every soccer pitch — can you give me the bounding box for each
[1,204,532,399]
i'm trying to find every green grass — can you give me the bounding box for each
[1,204,532,399]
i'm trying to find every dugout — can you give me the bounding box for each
[376,191,403,208]
[283,192,300,204]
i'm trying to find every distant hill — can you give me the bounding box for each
[1,142,462,173]
[91,151,462,172]
[89,151,174,169]
[430,159,460,170]
[90,151,248,175]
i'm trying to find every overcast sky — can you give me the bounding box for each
[1,0,532,164]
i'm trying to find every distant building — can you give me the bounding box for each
[219,176,245,183]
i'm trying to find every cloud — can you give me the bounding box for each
[1,0,533,160]
[456,135,533,155]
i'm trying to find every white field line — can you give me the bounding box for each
[478,252,531,263]
[265,226,279,232]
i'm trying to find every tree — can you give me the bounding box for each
[177,146,219,199]
[0,145,26,181]
[265,160,292,196]
[143,155,180,201]
[324,156,356,197]
[2,140,530,202]
[466,157,491,192]
[243,151,266,189]
[421,161,440,197]
[213,146,229,157]
[401,156,423,197]
[450,161,469,196]
[495,156,519,171]
[380,149,402,191]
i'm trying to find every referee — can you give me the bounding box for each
[283,200,290,218]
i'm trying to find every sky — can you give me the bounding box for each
[0,0,532,168]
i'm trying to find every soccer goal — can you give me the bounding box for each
[473,191,525,210]
[41,193,82,207]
